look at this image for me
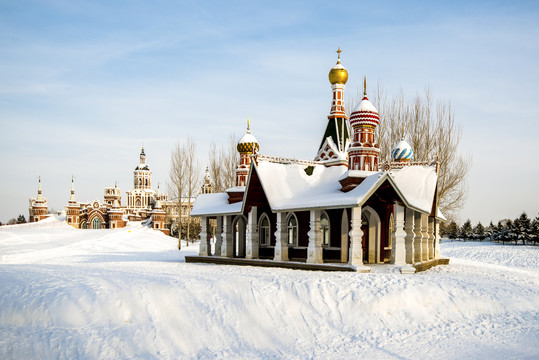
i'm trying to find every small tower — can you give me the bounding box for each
[315,48,350,166]
[104,181,122,206]
[151,198,169,235]
[201,167,213,194]
[347,78,380,171]
[134,147,151,190]
[235,118,259,187]
[29,176,48,222]
[66,176,80,228]
[108,199,125,229]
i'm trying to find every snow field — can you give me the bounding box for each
[0,219,538,359]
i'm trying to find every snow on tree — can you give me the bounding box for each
[473,222,485,242]
[459,219,473,241]
[513,212,532,245]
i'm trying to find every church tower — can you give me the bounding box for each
[134,147,151,190]
[315,48,350,166]
[236,118,259,187]
[347,78,380,171]
[29,176,48,222]
[201,167,213,194]
[66,176,80,228]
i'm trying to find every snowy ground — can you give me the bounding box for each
[0,217,538,359]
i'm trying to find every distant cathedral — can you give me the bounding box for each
[28,148,214,235]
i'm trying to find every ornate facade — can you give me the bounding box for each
[191,50,445,273]
[29,148,174,235]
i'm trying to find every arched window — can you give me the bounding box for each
[81,221,87,229]
[258,213,270,246]
[287,213,298,246]
[91,218,101,229]
[145,179,148,186]
[135,200,141,207]
[320,212,330,247]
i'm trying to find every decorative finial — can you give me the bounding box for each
[337,46,342,59]
[247,117,250,133]
[401,123,405,140]
[71,175,74,183]
[363,76,367,96]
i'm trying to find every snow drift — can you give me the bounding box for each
[0,217,537,359]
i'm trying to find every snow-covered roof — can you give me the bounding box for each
[389,165,437,214]
[352,97,377,113]
[238,133,258,144]
[192,159,439,217]
[190,193,242,217]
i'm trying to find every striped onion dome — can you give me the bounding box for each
[349,95,380,128]
[391,139,414,161]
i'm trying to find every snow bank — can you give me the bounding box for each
[0,224,538,359]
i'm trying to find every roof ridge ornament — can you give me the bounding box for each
[336,46,342,63]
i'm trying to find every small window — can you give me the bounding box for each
[321,212,330,247]
[287,214,298,246]
[259,214,270,246]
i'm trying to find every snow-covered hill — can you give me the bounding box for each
[1,217,538,359]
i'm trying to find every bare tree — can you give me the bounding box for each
[348,83,471,221]
[184,137,201,245]
[208,133,239,192]
[168,141,186,250]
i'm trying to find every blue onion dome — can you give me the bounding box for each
[391,139,413,161]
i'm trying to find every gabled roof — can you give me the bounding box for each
[191,158,440,218]
[244,159,438,215]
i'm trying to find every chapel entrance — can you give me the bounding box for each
[361,214,368,262]
[232,216,247,258]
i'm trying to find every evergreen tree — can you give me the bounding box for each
[513,212,531,245]
[473,222,485,241]
[446,221,459,241]
[459,219,473,241]
[505,219,516,244]
[17,214,26,224]
[531,215,539,246]
[486,221,495,240]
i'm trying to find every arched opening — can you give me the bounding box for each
[361,214,369,262]
[286,213,298,246]
[258,213,270,246]
[91,217,102,229]
[81,221,87,229]
[135,199,141,208]
[340,209,348,263]
[320,211,330,247]
[232,215,247,258]
[362,206,382,264]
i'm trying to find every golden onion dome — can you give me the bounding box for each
[328,47,348,85]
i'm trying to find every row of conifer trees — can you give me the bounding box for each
[442,212,539,245]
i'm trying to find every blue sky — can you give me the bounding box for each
[1,0,538,224]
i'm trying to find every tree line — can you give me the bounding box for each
[442,212,539,245]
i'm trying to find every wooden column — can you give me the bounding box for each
[245,206,259,259]
[391,204,406,266]
[221,215,233,257]
[434,220,441,259]
[413,212,423,263]
[421,214,429,261]
[199,217,211,256]
[349,207,364,266]
[428,217,435,260]
[307,210,323,264]
[274,212,288,261]
[214,216,223,256]
[404,208,415,264]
